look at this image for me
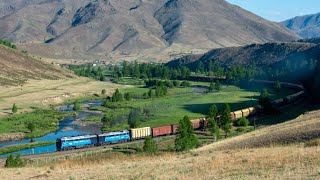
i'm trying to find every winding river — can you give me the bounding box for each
[0,100,105,157]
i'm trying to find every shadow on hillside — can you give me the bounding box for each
[183,98,315,127]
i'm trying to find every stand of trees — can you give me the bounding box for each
[0,39,17,49]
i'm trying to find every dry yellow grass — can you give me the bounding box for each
[0,77,124,115]
[0,146,318,179]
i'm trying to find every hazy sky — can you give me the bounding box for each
[226,0,320,22]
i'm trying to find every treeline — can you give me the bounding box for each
[0,39,17,49]
[69,61,192,82]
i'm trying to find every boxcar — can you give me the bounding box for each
[248,107,256,116]
[191,119,201,129]
[171,124,179,134]
[233,110,243,120]
[130,127,151,140]
[271,98,284,106]
[241,109,250,117]
[98,130,130,145]
[152,126,172,137]
[230,112,236,121]
[56,135,98,151]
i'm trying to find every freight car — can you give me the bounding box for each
[130,127,152,140]
[152,125,173,137]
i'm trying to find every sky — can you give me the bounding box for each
[226,0,320,22]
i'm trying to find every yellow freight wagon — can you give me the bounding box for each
[241,108,250,117]
[234,110,243,119]
[130,127,151,140]
[248,107,256,115]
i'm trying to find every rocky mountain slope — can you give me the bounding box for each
[167,42,320,68]
[0,0,299,61]
[0,44,73,85]
[281,12,320,39]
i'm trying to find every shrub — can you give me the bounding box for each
[304,139,320,147]
[143,137,157,154]
[12,103,18,114]
[5,154,24,168]
[73,102,82,111]
[101,89,107,95]
[236,117,250,127]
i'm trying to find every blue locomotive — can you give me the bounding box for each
[56,130,130,151]
[56,135,98,151]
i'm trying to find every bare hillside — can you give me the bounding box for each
[0,45,73,85]
[0,0,299,61]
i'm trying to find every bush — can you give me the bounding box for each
[73,102,82,111]
[236,117,250,127]
[304,139,320,147]
[101,89,107,95]
[12,103,18,114]
[5,154,24,168]
[143,137,157,154]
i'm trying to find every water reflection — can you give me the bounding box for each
[0,99,104,156]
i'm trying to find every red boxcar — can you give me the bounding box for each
[230,112,236,121]
[152,125,173,137]
[191,119,201,129]
[171,124,179,134]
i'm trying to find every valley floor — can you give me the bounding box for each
[0,77,122,116]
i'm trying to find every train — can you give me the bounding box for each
[56,80,305,151]
[56,119,205,151]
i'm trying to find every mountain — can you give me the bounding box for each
[0,44,73,86]
[297,37,320,44]
[0,0,299,62]
[281,13,320,39]
[167,42,320,68]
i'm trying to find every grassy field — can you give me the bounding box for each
[0,77,123,116]
[0,109,74,138]
[96,82,295,130]
[0,141,55,155]
[1,109,319,179]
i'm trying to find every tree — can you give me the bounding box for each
[214,81,221,91]
[258,89,272,112]
[5,154,24,168]
[173,80,181,87]
[12,103,18,114]
[220,104,232,138]
[73,102,82,111]
[143,137,157,154]
[181,81,191,87]
[112,89,123,102]
[209,82,215,91]
[148,89,154,99]
[101,114,111,127]
[207,118,220,141]
[174,116,199,151]
[274,80,281,93]
[128,109,139,128]
[100,75,106,81]
[26,122,36,133]
[101,89,107,95]
[208,105,218,120]
[124,92,132,101]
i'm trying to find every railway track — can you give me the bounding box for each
[0,135,176,160]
